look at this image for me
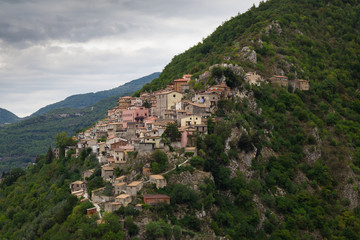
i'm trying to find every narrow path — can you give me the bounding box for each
[84,191,102,219]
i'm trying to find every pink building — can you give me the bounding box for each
[122,106,149,128]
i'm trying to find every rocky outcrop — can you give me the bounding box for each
[265,20,282,35]
[167,169,213,191]
[240,46,257,64]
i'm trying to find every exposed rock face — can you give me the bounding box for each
[342,183,360,209]
[167,169,213,191]
[209,63,244,75]
[265,20,282,35]
[240,46,257,64]
[198,71,211,83]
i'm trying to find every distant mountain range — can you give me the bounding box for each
[0,108,20,125]
[0,72,160,173]
[31,72,160,117]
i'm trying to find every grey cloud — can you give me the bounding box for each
[0,0,261,117]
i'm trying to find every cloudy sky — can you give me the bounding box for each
[0,0,261,117]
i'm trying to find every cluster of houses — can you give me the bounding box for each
[68,70,310,215]
[246,72,310,91]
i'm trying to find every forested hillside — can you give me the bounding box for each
[1,0,360,239]
[31,72,159,117]
[0,108,20,125]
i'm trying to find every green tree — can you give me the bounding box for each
[151,150,168,174]
[163,123,181,142]
[55,132,76,158]
[146,221,163,240]
[46,146,54,164]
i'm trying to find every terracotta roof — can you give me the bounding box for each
[116,176,126,180]
[116,194,131,199]
[71,180,84,185]
[173,78,188,82]
[143,194,170,199]
[127,181,143,187]
[150,175,164,180]
[272,75,288,78]
[115,182,126,186]
[102,166,114,171]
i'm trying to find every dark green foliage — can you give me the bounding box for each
[0,168,25,186]
[124,216,139,237]
[145,220,172,240]
[0,108,20,124]
[164,184,200,209]
[45,146,54,164]
[163,122,181,142]
[189,156,205,169]
[151,150,168,174]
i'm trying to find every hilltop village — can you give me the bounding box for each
[67,66,310,217]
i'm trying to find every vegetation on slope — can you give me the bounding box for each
[0,108,20,125]
[136,0,360,94]
[0,96,119,173]
[1,0,360,239]
[31,72,159,117]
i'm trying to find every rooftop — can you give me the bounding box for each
[143,194,170,199]
[150,175,164,180]
[128,181,143,187]
[116,194,131,199]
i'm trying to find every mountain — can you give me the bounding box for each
[1,0,360,239]
[31,72,160,117]
[0,108,20,125]
[0,73,159,173]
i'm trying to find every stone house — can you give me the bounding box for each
[180,115,203,128]
[149,175,167,189]
[104,202,122,213]
[126,181,143,196]
[269,75,288,88]
[142,136,162,149]
[154,91,183,118]
[70,180,86,193]
[173,79,189,92]
[114,175,126,184]
[245,72,264,86]
[143,194,170,205]
[115,194,132,206]
[118,96,134,109]
[114,182,127,195]
[184,102,210,117]
[101,165,114,181]
[82,169,95,180]
[291,79,310,91]
[192,92,220,108]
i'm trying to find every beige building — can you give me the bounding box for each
[101,165,114,181]
[115,182,127,195]
[192,93,220,108]
[269,75,288,88]
[292,79,310,91]
[180,115,203,128]
[155,91,183,118]
[114,175,126,184]
[142,136,162,149]
[149,175,167,189]
[70,180,86,193]
[126,181,143,196]
[245,72,264,86]
[115,194,132,206]
[104,202,122,213]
